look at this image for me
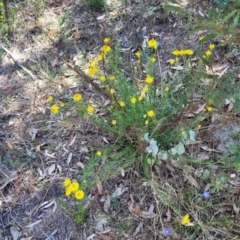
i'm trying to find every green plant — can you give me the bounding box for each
[85,0,105,11]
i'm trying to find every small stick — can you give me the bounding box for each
[0,44,36,80]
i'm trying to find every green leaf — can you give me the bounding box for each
[202,169,211,179]
[164,5,188,15]
[223,9,237,23]
[189,130,195,142]
[147,158,155,166]
[143,158,151,179]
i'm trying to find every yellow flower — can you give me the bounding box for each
[130,97,137,104]
[119,101,125,107]
[98,53,106,60]
[73,93,82,102]
[165,86,170,92]
[110,88,115,94]
[181,214,191,225]
[65,186,73,196]
[63,178,71,187]
[69,182,79,192]
[199,36,204,41]
[99,75,106,82]
[51,105,59,114]
[101,45,111,53]
[135,51,142,58]
[60,102,65,107]
[181,130,186,135]
[88,65,98,77]
[172,49,181,56]
[147,39,158,50]
[138,95,143,101]
[206,106,213,112]
[104,37,110,44]
[208,99,214,105]
[145,120,149,125]
[205,50,212,57]
[142,86,148,92]
[150,57,156,63]
[0,15,3,19]
[109,75,115,81]
[87,106,94,114]
[75,190,85,200]
[169,59,175,65]
[198,124,201,129]
[145,76,154,84]
[184,49,194,55]
[147,110,155,118]
[0,2,3,6]
[47,96,53,102]
[209,43,215,50]
[96,150,102,156]
[112,119,117,125]
[90,59,98,66]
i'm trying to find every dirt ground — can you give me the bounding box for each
[1,0,240,239]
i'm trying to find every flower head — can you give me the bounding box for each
[135,51,142,58]
[96,150,102,156]
[202,190,210,199]
[147,39,158,50]
[60,102,65,107]
[75,190,85,200]
[63,178,71,187]
[103,37,110,44]
[138,95,143,101]
[206,106,213,112]
[181,130,186,135]
[150,57,156,63]
[109,75,115,81]
[87,106,94,114]
[165,86,170,92]
[101,45,111,53]
[184,49,194,55]
[112,119,117,125]
[98,53,106,60]
[181,214,191,225]
[47,96,53,102]
[65,186,73,196]
[205,50,212,57]
[147,110,155,118]
[209,43,215,50]
[69,182,79,192]
[145,120,149,125]
[145,76,154,84]
[0,2,3,7]
[110,88,115,94]
[163,228,171,236]
[119,101,125,107]
[88,64,98,77]
[130,97,137,104]
[169,59,175,65]
[99,75,106,82]
[199,36,204,41]
[73,93,82,102]
[51,105,59,114]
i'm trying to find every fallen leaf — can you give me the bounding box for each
[166,209,171,222]
[36,145,41,152]
[200,146,220,152]
[96,179,103,195]
[6,141,14,149]
[47,164,56,175]
[67,152,73,165]
[111,185,128,198]
[28,127,38,141]
[68,135,76,146]
[76,161,85,169]
[103,193,111,214]
[233,203,240,214]
[10,225,21,240]
[133,222,142,236]
[129,203,142,217]
[193,104,207,114]
[185,175,199,189]
[51,56,58,67]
